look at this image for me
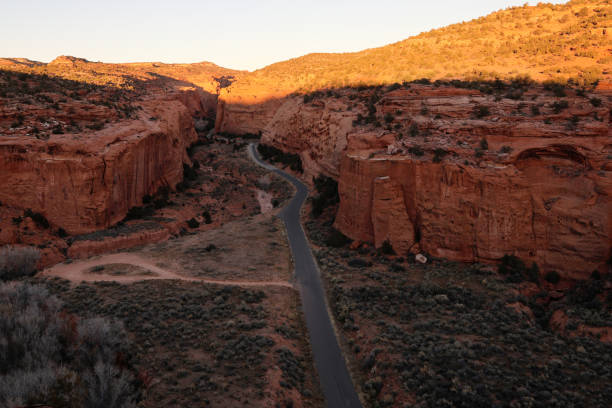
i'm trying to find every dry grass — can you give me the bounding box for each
[142,214,292,282]
[226,0,610,99]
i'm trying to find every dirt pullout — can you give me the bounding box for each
[41,211,293,287]
[141,213,293,282]
[41,252,291,288]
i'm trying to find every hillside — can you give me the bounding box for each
[0,55,242,94]
[226,0,610,101]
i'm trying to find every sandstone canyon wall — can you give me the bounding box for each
[0,92,200,234]
[219,83,611,279]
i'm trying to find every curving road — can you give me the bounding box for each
[249,143,363,408]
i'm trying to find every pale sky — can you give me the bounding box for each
[1,0,568,71]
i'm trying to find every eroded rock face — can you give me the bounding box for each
[0,94,197,234]
[260,96,357,180]
[335,153,610,280]
[371,176,415,254]
[223,84,612,279]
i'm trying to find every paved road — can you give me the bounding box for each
[249,143,363,408]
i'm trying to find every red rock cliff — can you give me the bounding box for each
[0,93,198,234]
[226,84,612,278]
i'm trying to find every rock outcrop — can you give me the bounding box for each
[227,83,611,279]
[0,93,197,234]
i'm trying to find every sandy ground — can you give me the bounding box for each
[141,213,293,282]
[41,213,293,289]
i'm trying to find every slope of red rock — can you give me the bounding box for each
[0,93,198,234]
[0,58,236,240]
[259,82,611,280]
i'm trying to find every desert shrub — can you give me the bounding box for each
[202,210,212,224]
[387,83,401,92]
[545,270,561,284]
[348,258,373,268]
[504,88,524,100]
[589,97,602,107]
[498,255,539,283]
[124,206,154,221]
[380,240,395,255]
[408,123,419,137]
[83,362,136,408]
[152,186,170,209]
[303,91,324,104]
[326,229,352,248]
[500,145,513,154]
[24,208,50,229]
[479,138,489,150]
[544,80,567,97]
[0,246,40,281]
[0,283,138,407]
[473,105,490,118]
[187,218,199,228]
[408,146,424,156]
[183,163,198,181]
[567,115,580,129]
[257,144,303,173]
[384,113,394,123]
[56,227,68,238]
[566,279,604,307]
[531,105,541,116]
[551,100,569,113]
[276,348,305,390]
[432,148,448,163]
[311,175,339,217]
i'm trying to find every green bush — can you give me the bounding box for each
[545,270,561,284]
[124,206,154,221]
[498,255,539,283]
[551,100,569,113]
[183,163,198,181]
[311,175,339,217]
[408,146,424,156]
[589,97,602,107]
[257,144,303,173]
[202,210,212,224]
[409,123,419,137]
[544,81,567,97]
[24,209,50,229]
[433,148,448,163]
[473,105,490,118]
[380,240,396,255]
[187,218,199,228]
[326,229,352,248]
[479,138,489,150]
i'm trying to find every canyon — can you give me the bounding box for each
[1,1,611,407]
[1,1,610,281]
[246,83,611,280]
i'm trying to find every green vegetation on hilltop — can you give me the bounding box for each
[230,0,610,95]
